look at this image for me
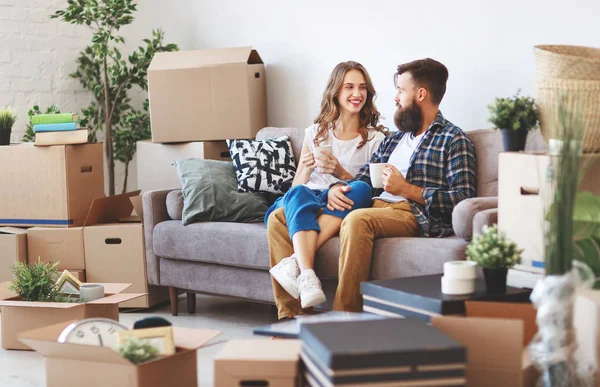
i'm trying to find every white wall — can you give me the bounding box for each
[2,0,599,191]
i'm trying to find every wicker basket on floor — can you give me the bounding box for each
[534,45,600,80]
[535,78,600,153]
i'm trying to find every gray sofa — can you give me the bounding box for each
[143,127,546,315]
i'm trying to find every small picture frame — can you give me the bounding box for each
[117,326,176,355]
[55,270,83,296]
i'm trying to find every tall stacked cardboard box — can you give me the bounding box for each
[139,46,267,192]
[498,152,600,287]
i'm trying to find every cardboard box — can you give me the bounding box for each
[432,301,539,387]
[498,152,600,272]
[84,192,168,309]
[148,46,267,143]
[66,269,85,282]
[214,339,302,387]
[19,322,221,387]
[574,288,600,384]
[0,143,104,228]
[136,140,231,192]
[27,227,85,270]
[0,227,27,281]
[0,282,144,350]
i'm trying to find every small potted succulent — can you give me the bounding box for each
[0,108,17,146]
[488,90,539,152]
[466,225,522,294]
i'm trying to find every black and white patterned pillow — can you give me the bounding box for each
[226,136,296,194]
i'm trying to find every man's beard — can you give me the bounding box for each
[394,99,423,134]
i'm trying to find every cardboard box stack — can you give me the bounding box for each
[140,46,267,193]
[299,318,467,386]
[0,227,27,281]
[498,152,600,288]
[31,113,89,146]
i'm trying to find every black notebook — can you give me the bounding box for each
[300,318,465,371]
[361,274,531,321]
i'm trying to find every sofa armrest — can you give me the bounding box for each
[473,208,498,237]
[452,197,498,241]
[143,189,176,285]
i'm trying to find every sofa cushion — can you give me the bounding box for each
[227,136,297,194]
[175,158,268,225]
[153,221,468,280]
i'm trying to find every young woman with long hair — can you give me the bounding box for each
[265,61,387,317]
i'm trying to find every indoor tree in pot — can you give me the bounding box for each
[0,108,17,146]
[488,90,539,151]
[466,225,522,293]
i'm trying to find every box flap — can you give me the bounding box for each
[98,283,132,295]
[0,299,84,309]
[0,281,18,300]
[432,316,523,371]
[19,321,131,365]
[149,47,261,71]
[84,191,141,227]
[466,301,538,345]
[173,327,221,350]
[0,227,27,236]
[129,196,143,223]
[86,293,146,305]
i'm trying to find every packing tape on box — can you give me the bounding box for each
[443,261,478,280]
[441,276,476,295]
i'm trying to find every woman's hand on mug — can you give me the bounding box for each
[300,151,316,171]
[316,150,346,178]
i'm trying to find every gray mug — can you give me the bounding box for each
[80,284,105,302]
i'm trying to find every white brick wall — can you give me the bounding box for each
[0,0,92,141]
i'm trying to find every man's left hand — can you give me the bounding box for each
[382,164,409,196]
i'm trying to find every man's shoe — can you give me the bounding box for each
[269,254,300,299]
[298,269,326,309]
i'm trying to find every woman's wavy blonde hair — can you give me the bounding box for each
[313,61,387,149]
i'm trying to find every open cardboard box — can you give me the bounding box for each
[431,301,539,387]
[19,321,221,387]
[84,191,168,309]
[0,281,144,350]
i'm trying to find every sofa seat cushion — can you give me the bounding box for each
[153,221,468,280]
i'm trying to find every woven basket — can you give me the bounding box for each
[534,45,600,80]
[535,77,600,153]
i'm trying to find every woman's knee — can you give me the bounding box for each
[346,181,373,209]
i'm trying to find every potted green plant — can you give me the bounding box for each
[488,90,539,152]
[0,108,17,146]
[466,225,522,293]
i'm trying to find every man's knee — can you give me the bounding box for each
[340,209,369,234]
[267,208,286,231]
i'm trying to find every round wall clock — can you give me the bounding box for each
[58,318,128,349]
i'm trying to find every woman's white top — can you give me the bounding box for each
[303,124,386,190]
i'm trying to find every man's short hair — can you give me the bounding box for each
[396,59,449,105]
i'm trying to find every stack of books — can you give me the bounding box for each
[300,318,467,386]
[361,274,531,322]
[32,113,89,146]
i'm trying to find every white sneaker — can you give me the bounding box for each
[298,269,327,309]
[270,254,300,299]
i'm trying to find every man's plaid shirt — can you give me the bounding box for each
[349,112,477,238]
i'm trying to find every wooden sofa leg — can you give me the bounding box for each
[169,287,179,316]
[187,292,196,315]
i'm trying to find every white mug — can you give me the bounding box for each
[313,144,332,161]
[80,284,105,302]
[369,163,386,188]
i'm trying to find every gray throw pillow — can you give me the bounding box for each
[175,158,269,225]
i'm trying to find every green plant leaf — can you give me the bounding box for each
[573,191,600,240]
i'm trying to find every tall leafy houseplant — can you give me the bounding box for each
[488,90,538,152]
[52,1,178,195]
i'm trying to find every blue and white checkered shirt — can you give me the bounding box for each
[349,112,477,238]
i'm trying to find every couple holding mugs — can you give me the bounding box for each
[265,58,478,319]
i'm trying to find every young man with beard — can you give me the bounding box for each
[326,58,477,312]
